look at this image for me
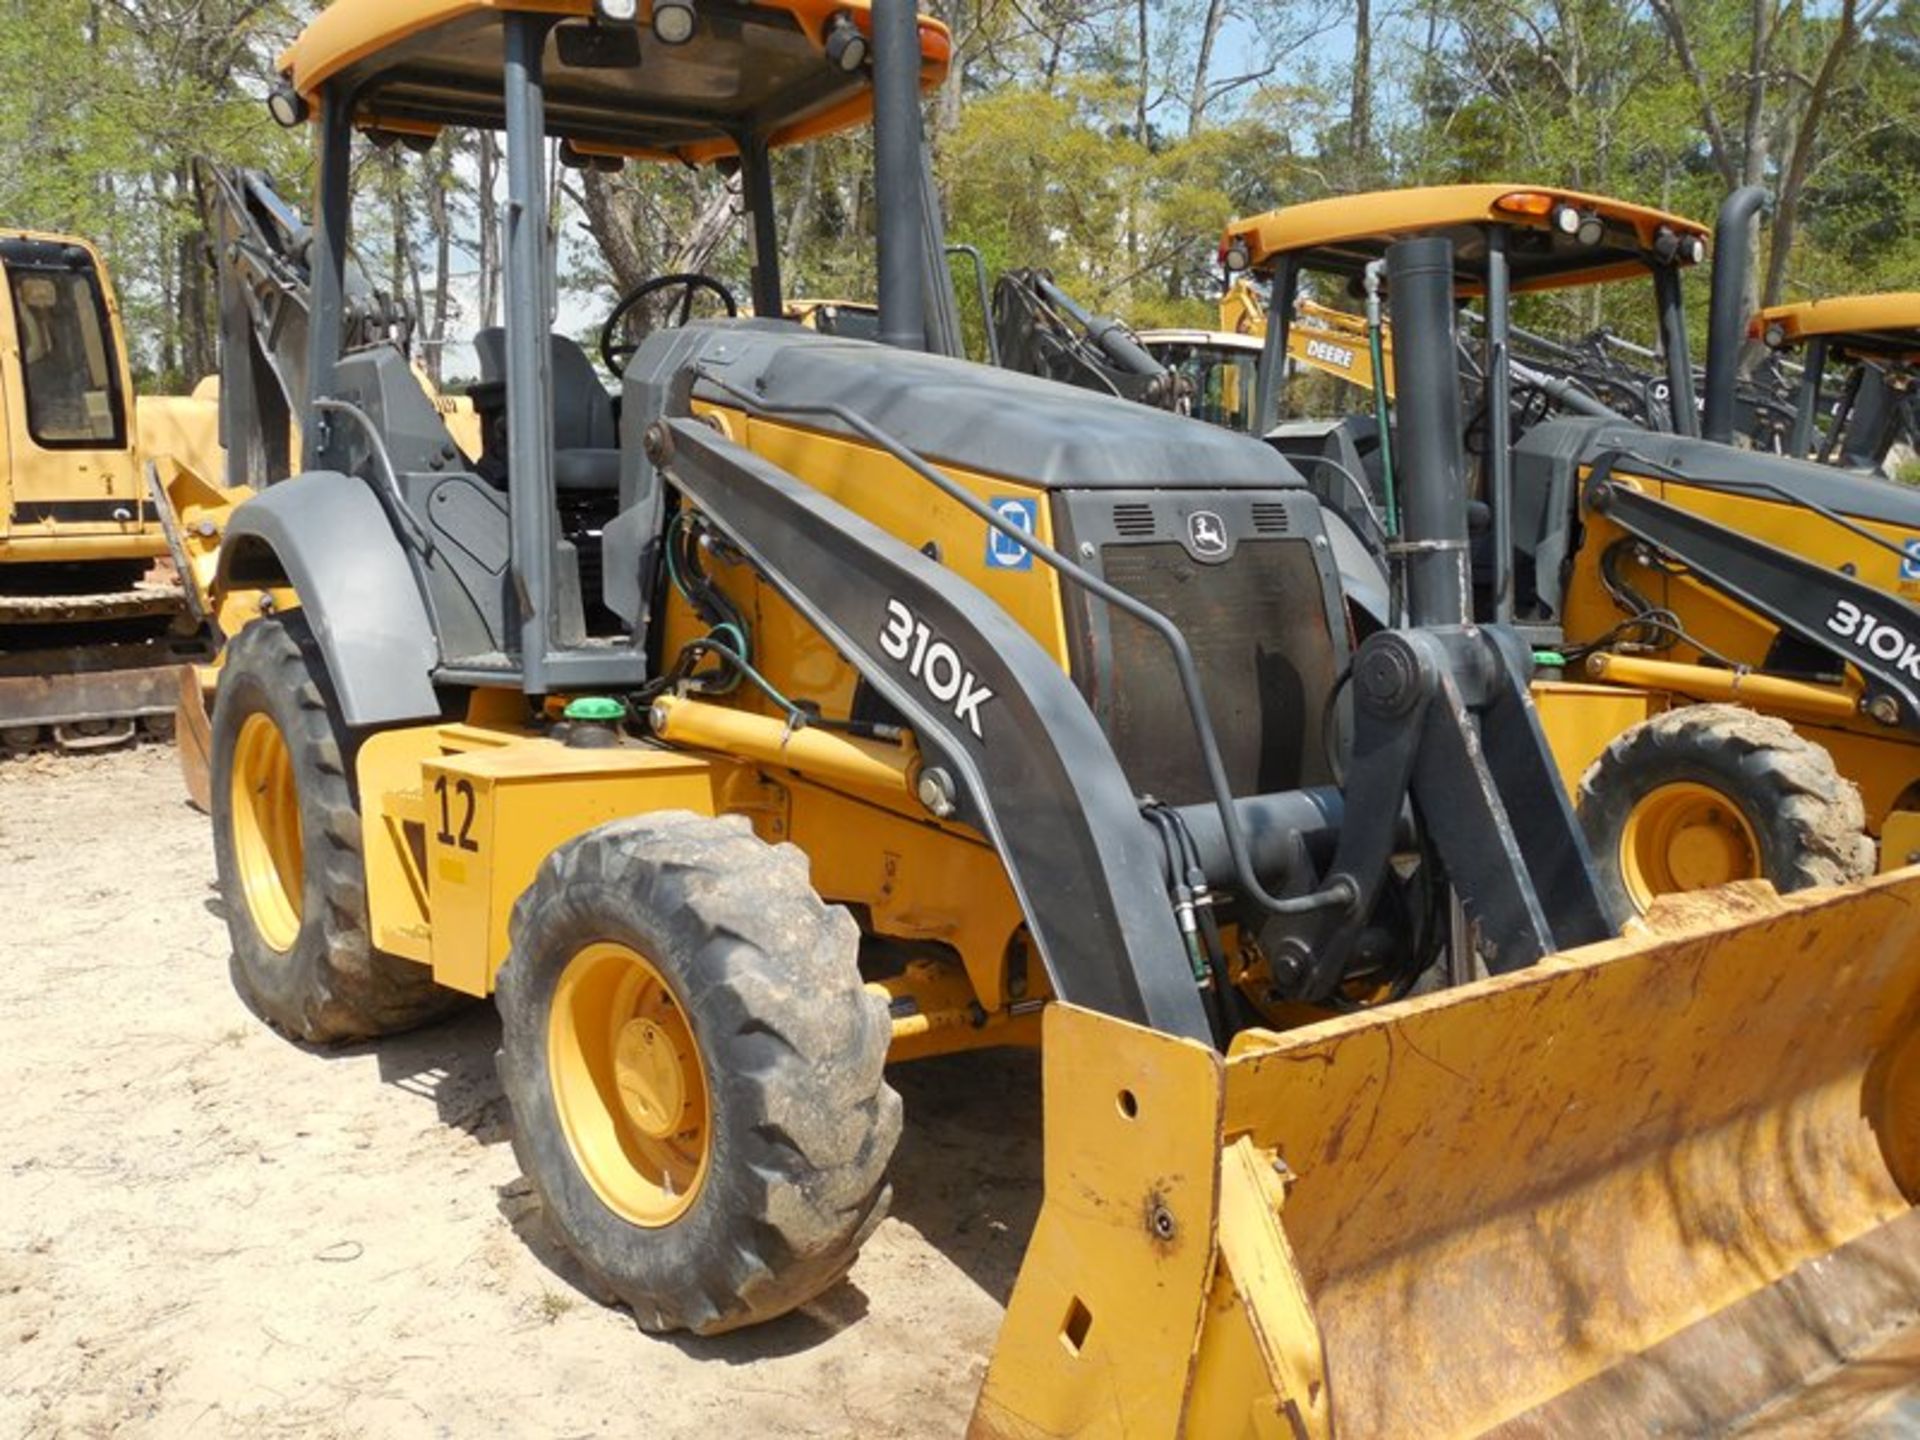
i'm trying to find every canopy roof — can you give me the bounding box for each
[1224,184,1710,296]
[1753,293,1920,361]
[279,0,950,164]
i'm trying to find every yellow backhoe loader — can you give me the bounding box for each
[0,232,226,750]
[188,4,1920,1434]
[1225,185,1920,915]
[1752,291,1919,474]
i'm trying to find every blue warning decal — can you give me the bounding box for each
[986,497,1037,570]
[1901,539,1920,581]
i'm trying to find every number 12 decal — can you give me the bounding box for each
[433,774,481,852]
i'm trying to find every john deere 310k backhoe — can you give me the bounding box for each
[1752,290,1919,474]
[1225,185,1920,919]
[188,2,1920,1433]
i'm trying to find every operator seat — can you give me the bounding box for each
[471,328,621,493]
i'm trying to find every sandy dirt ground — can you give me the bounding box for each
[0,745,1041,1438]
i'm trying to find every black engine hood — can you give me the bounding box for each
[644,320,1307,492]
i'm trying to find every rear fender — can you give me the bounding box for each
[215,472,441,728]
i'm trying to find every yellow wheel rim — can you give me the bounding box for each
[548,941,710,1226]
[229,711,304,952]
[1619,781,1764,910]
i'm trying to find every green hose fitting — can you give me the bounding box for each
[563,696,626,721]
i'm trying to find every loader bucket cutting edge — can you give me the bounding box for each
[973,869,1920,1439]
[177,662,214,814]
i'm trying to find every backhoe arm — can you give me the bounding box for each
[990,269,1177,409]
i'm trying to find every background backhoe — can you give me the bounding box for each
[190,3,1920,1434]
[1224,183,1920,916]
[1752,291,1919,474]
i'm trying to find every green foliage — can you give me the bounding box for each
[0,0,306,388]
[939,79,1298,333]
[0,0,1914,394]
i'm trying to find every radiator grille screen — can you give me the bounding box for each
[1090,540,1338,806]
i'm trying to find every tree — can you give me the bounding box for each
[1650,0,1898,310]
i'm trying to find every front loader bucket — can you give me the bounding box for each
[177,662,215,813]
[973,871,1920,1438]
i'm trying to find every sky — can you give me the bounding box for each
[392,2,1372,381]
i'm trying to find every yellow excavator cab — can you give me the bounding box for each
[0,230,147,566]
[0,230,226,749]
[1132,327,1263,431]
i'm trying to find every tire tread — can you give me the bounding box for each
[496,813,899,1336]
[1577,702,1876,913]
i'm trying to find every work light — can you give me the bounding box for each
[267,81,309,128]
[652,0,696,45]
[596,0,639,21]
[824,12,868,71]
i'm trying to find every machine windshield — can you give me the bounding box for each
[9,265,124,449]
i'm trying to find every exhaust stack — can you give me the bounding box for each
[1701,185,1770,444]
[871,0,927,352]
[1385,236,1470,626]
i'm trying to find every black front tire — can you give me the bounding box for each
[1577,703,1875,915]
[210,614,456,1041]
[496,812,901,1336]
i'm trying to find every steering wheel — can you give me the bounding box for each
[599,272,739,374]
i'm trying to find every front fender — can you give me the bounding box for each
[217,472,441,728]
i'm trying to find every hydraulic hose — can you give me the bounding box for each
[1364,261,1398,538]
[687,367,1359,922]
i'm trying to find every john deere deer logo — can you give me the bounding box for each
[1187,510,1228,558]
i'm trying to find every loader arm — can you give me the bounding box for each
[655,386,1614,1025]
[1587,463,1920,730]
[650,414,1215,1040]
[1268,623,1617,1002]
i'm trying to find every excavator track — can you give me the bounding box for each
[0,577,206,753]
[0,581,183,625]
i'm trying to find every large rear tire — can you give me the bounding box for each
[1577,704,1875,915]
[495,812,900,1335]
[210,614,456,1041]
